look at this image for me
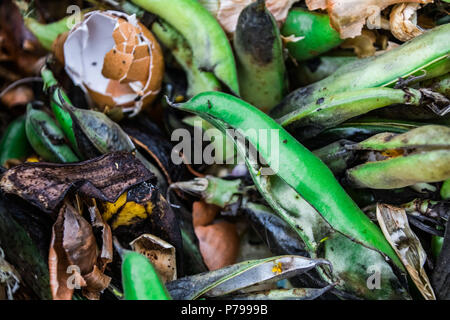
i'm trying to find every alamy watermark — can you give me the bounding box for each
[170,121,280,175]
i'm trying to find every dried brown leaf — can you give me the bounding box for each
[376,203,436,300]
[81,265,112,300]
[88,201,113,271]
[49,203,109,300]
[0,152,154,213]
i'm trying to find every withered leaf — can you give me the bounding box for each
[376,203,435,300]
[0,152,154,213]
[49,203,111,300]
[88,201,113,271]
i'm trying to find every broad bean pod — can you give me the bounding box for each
[278,87,447,140]
[25,104,79,163]
[234,0,287,112]
[347,125,450,189]
[272,23,450,118]
[171,92,409,299]
[131,0,240,95]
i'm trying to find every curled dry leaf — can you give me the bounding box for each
[376,203,435,300]
[199,0,300,34]
[341,29,377,58]
[195,221,240,271]
[130,234,177,282]
[88,201,113,270]
[306,0,432,39]
[0,151,154,213]
[64,11,164,115]
[390,3,423,42]
[49,203,111,300]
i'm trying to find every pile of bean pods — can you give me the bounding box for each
[0,0,449,301]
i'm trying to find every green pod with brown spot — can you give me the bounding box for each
[278,87,448,140]
[25,104,79,163]
[234,0,288,112]
[347,125,450,189]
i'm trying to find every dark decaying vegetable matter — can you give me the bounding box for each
[0,0,449,301]
[0,152,153,213]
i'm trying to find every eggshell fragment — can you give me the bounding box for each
[63,11,164,115]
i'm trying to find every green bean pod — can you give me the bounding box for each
[0,116,32,166]
[281,8,343,62]
[121,250,172,300]
[172,92,409,299]
[151,19,221,97]
[347,125,450,189]
[25,104,79,163]
[41,67,80,155]
[234,0,288,112]
[272,23,450,117]
[278,87,432,140]
[131,0,239,95]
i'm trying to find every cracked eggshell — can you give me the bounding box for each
[63,11,164,116]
